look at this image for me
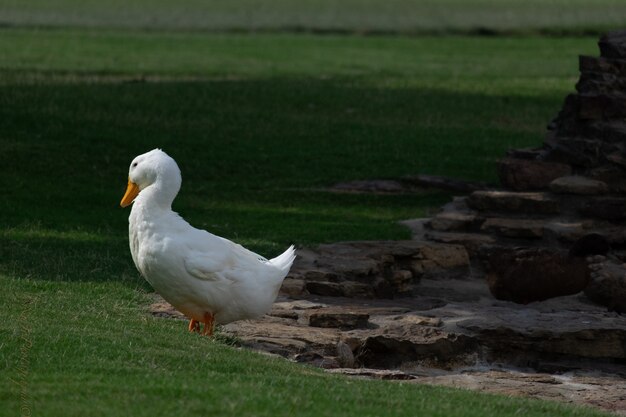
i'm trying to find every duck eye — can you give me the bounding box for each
[132,162,138,168]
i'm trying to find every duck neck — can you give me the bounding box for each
[135,175,181,213]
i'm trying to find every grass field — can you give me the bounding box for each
[1,0,625,34]
[0,2,617,415]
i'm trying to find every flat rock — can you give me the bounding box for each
[306,308,370,329]
[581,197,626,221]
[328,368,416,380]
[223,319,341,355]
[550,175,609,195]
[350,327,478,369]
[425,231,496,254]
[467,191,560,214]
[543,221,587,242]
[458,305,626,360]
[273,300,327,310]
[411,369,626,415]
[497,158,571,191]
[429,212,477,232]
[480,218,544,238]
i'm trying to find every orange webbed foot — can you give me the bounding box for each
[188,318,201,333]
[201,312,215,337]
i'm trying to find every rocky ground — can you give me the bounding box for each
[150,244,626,415]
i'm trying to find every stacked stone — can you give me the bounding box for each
[282,240,470,299]
[424,30,626,308]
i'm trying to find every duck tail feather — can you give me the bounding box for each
[268,245,296,273]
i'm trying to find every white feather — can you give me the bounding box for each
[125,149,296,325]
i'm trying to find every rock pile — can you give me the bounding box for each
[422,30,626,309]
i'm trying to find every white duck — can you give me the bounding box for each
[120,149,296,336]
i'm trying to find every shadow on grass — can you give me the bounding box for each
[0,75,553,284]
[0,189,451,284]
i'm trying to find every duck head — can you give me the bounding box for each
[120,148,182,208]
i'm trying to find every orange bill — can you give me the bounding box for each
[120,179,140,207]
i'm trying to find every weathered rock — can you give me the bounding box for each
[354,330,478,369]
[573,120,626,143]
[328,368,416,380]
[425,231,496,254]
[411,369,626,415]
[460,308,626,360]
[599,30,626,59]
[223,319,340,355]
[607,150,626,168]
[545,135,606,168]
[295,352,341,369]
[480,218,544,238]
[549,175,608,195]
[386,313,442,327]
[306,308,370,329]
[579,55,626,76]
[467,191,560,214]
[577,71,626,95]
[305,281,347,297]
[279,278,307,297]
[270,300,325,319]
[482,247,590,303]
[505,147,546,160]
[589,164,626,182]
[586,258,626,313]
[589,121,626,142]
[429,212,477,232]
[568,233,611,257]
[412,243,470,272]
[336,341,355,368]
[497,158,572,190]
[288,241,470,299]
[542,221,587,242]
[577,93,626,120]
[581,197,626,221]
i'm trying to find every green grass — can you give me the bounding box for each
[1,0,625,34]
[0,30,597,262]
[0,26,610,416]
[0,277,610,417]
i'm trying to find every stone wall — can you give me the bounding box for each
[425,30,626,309]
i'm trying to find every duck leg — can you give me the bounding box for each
[188,318,201,333]
[202,312,215,337]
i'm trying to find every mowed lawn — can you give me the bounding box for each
[1,0,626,34]
[0,27,611,417]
